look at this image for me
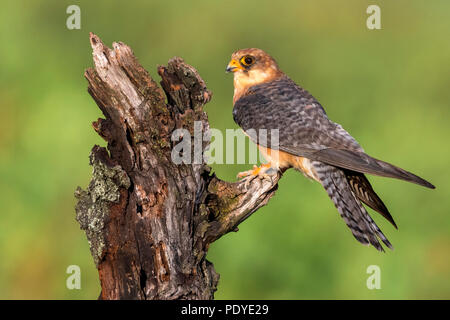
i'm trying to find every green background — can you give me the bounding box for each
[0,0,448,299]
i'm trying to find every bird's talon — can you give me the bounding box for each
[237,164,277,184]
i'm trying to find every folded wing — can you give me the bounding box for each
[233,77,435,190]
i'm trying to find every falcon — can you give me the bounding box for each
[226,48,435,251]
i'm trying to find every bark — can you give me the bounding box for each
[74,33,281,300]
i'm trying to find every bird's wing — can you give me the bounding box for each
[233,77,435,189]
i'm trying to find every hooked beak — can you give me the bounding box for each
[226,59,243,73]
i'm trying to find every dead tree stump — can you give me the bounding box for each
[74,33,281,300]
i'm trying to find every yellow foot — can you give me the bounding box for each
[237,164,277,187]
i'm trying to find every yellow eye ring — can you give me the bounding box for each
[240,55,255,67]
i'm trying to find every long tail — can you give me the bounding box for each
[345,170,397,229]
[313,161,393,252]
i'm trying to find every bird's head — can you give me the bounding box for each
[226,48,283,100]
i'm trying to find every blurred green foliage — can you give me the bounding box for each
[0,0,449,299]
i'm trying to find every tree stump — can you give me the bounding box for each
[74,33,281,300]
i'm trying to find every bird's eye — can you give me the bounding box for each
[241,55,255,67]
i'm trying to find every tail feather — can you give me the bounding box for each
[353,191,393,250]
[345,171,398,229]
[313,161,393,252]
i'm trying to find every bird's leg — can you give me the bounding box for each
[237,163,277,179]
[237,163,278,189]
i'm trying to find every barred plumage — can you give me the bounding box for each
[227,48,434,251]
[312,161,392,251]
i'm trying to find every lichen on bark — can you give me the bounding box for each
[75,146,130,266]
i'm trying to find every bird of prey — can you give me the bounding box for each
[226,48,435,252]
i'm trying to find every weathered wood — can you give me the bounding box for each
[75,33,281,300]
